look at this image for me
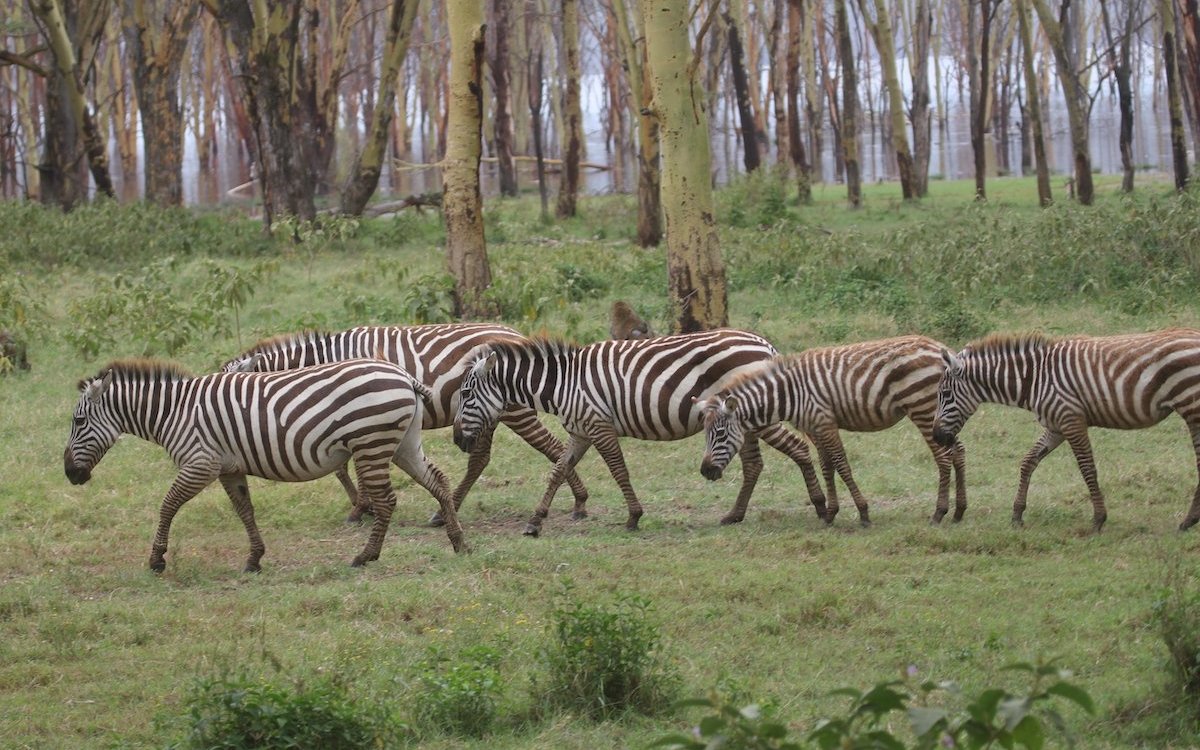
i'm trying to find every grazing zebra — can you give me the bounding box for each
[222,325,590,524]
[452,329,828,535]
[932,328,1200,532]
[699,335,966,526]
[63,358,466,573]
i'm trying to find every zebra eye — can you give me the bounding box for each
[73,416,86,427]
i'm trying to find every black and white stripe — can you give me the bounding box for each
[452,329,827,535]
[222,324,589,523]
[699,335,964,526]
[933,328,1200,531]
[64,358,465,572]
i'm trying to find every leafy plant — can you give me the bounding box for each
[198,258,278,348]
[411,644,506,738]
[1154,559,1200,713]
[534,583,679,720]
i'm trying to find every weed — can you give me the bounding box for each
[1153,558,1200,721]
[411,644,506,738]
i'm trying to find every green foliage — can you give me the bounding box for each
[1154,559,1200,717]
[719,170,795,228]
[171,669,402,750]
[198,258,278,347]
[534,583,679,720]
[658,661,1095,750]
[411,644,506,738]
[270,214,361,245]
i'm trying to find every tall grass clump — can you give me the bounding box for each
[169,668,402,749]
[533,584,679,720]
[410,644,506,738]
[1153,558,1200,725]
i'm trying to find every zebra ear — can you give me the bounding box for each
[723,395,739,412]
[479,351,498,375]
[87,369,114,403]
[940,349,962,376]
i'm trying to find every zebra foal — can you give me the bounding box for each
[699,335,966,526]
[452,329,828,536]
[64,358,466,573]
[222,324,590,524]
[932,328,1200,532]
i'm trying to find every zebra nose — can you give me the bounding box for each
[700,458,724,481]
[453,425,474,453]
[932,426,957,447]
[64,459,91,485]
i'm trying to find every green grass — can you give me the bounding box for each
[3,176,1200,748]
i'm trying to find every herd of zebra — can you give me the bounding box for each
[62,309,1200,573]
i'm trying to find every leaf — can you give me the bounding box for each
[908,705,949,737]
[1045,682,1095,715]
[999,696,1032,732]
[738,703,762,720]
[1011,715,1045,750]
[1001,662,1036,674]
[647,733,701,749]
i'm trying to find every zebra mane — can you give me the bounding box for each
[714,356,786,395]
[80,358,194,390]
[238,330,329,357]
[486,335,581,361]
[964,332,1054,354]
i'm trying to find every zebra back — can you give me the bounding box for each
[223,324,527,427]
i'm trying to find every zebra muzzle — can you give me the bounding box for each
[700,458,724,481]
[64,459,92,485]
[452,425,474,453]
[931,425,957,448]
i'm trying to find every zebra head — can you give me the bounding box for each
[220,352,266,373]
[932,349,978,447]
[699,393,747,481]
[453,350,505,453]
[64,369,120,485]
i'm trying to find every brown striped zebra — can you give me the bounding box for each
[221,325,590,524]
[64,359,466,572]
[452,329,828,535]
[932,328,1200,531]
[699,335,966,526]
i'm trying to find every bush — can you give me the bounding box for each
[1154,560,1200,714]
[171,670,402,750]
[411,644,506,738]
[534,583,679,720]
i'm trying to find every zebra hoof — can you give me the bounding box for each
[427,512,447,528]
[571,509,588,521]
[930,511,946,525]
[1011,518,1025,529]
[953,508,966,522]
[858,518,872,529]
[719,514,744,526]
[148,559,166,574]
[243,563,262,574]
[522,523,541,537]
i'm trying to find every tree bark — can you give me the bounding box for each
[556,0,583,217]
[862,0,916,198]
[908,0,933,196]
[525,0,550,219]
[489,0,518,196]
[1162,0,1191,189]
[786,0,811,203]
[612,0,661,245]
[834,0,861,207]
[341,0,421,215]
[1016,0,1052,205]
[443,2,494,318]
[723,11,761,173]
[1031,0,1095,204]
[642,0,728,332]
[123,0,198,206]
[1177,0,1200,151]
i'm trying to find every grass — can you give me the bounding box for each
[3,174,1200,748]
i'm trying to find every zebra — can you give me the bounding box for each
[452,329,828,536]
[63,358,466,573]
[698,335,966,526]
[221,325,590,525]
[932,328,1200,532]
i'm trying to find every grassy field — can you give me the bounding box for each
[3,175,1200,748]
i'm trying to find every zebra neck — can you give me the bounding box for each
[973,351,1037,409]
[735,379,786,429]
[114,377,189,447]
[503,347,570,415]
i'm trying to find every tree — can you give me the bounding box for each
[786,0,812,202]
[1099,0,1144,193]
[443,0,494,318]
[123,0,199,206]
[903,0,933,196]
[1159,0,1190,190]
[556,0,583,218]
[641,0,728,332]
[1031,0,1096,204]
[966,0,1000,200]
[341,0,421,215]
[489,0,518,197]
[859,0,916,198]
[834,0,861,207]
[611,0,662,246]
[1016,0,1053,205]
[723,10,761,172]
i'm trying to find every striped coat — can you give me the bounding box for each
[222,325,589,523]
[699,335,964,526]
[64,359,465,572]
[453,329,827,535]
[933,328,1200,531]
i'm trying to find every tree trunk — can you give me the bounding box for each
[1016,0,1052,205]
[834,0,861,207]
[967,0,995,200]
[642,0,728,332]
[909,0,933,196]
[341,0,421,215]
[768,0,788,165]
[1099,0,1138,193]
[1031,0,1094,204]
[556,0,583,218]
[724,11,761,173]
[443,2,494,318]
[1177,0,1200,150]
[863,0,916,198]
[1162,0,1191,189]
[124,0,198,206]
[525,0,550,219]
[786,0,811,203]
[489,0,518,197]
[612,0,661,245]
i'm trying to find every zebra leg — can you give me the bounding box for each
[1014,429,1064,527]
[758,424,827,521]
[338,462,372,524]
[817,440,839,525]
[587,423,644,531]
[501,409,591,519]
[951,441,967,522]
[814,427,871,527]
[428,425,495,528]
[913,410,957,524]
[219,474,266,573]
[1062,425,1107,532]
[149,467,217,572]
[720,434,764,525]
[352,462,399,567]
[393,435,467,554]
[1181,423,1200,530]
[526,434,592,537]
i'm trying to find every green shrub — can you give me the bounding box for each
[411,644,506,738]
[534,583,679,720]
[1154,560,1200,716]
[171,670,402,750]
